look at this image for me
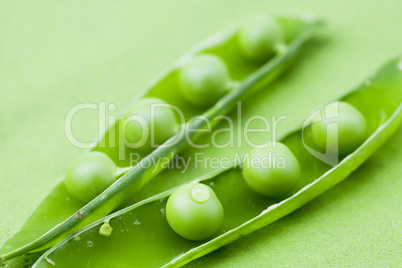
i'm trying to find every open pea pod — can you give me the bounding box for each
[0,14,322,263]
[32,58,402,267]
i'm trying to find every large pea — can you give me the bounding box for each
[178,54,229,107]
[237,16,282,61]
[64,151,116,203]
[166,183,224,241]
[121,98,178,152]
[311,101,367,155]
[242,142,300,198]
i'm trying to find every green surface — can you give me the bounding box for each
[0,0,401,267]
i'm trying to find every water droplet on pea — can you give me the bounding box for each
[189,184,210,203]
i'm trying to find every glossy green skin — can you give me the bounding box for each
[242,142,300,197]
[178,54,229,107]
[311,101,367,156]
[64,152,116,203]
[122,98,178,152]
[166,183,224,241]
[237,16,282,61]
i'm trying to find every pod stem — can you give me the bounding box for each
[0,21,322,262]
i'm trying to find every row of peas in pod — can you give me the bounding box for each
[64,15,367,241]
[29,55,402,267]
[63,14,368,243]
[63,16,285,203]
[165,100,367,241]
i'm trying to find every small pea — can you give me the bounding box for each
[237,16,282,61]
[64,151,116,203]
[166,183,224,241]
[99,222,113,237]
[178,54,229,107]
[121,98,178,152]
[311,101,367,155]
[242,142,300,198]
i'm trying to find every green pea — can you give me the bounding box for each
[166,183,224,241]
[237,16,282,61]
[64,151,116,203]
[242,142,300,198]
[178,54,229,107]
[122,98,178,152]
[311,101,367,155]
[99,222,113,237]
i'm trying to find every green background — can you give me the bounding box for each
[1,0,401,267]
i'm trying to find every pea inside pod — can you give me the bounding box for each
[178,54,230,108]
[120,98,178,152]
[242,142,300,198]
[166,183,224,241]
[237,16,283,61]
[310,101,367,155]
[64,152,116,203]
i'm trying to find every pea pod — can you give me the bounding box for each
[0,14,322,263]
[31,58,402,267]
